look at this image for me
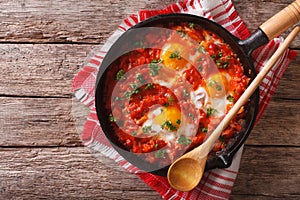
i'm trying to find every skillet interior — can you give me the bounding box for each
[95,14,259,176]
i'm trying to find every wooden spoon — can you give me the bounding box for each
[167,25,300,192]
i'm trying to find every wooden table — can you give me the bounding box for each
[0,0,299,199]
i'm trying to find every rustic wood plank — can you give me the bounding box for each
[0,44,92,97]
[0,44,298,98]
[0,147,161,199]
[248,99,300,146]
[232,146,300,198]
[0,97,82,146]
[0,0,175,44]
[0,146,298,199]
[0,0,298,47]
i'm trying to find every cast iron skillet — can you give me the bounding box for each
[95,1,300,176]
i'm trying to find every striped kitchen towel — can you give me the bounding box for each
[71,0,297,199]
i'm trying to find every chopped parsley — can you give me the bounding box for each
[161,120,178,131]
[196,45,206,53]
[178,135,192,145]
[227,95,235,103]
[168,96,175,102]
[109,113,116,122]
[132,131,137,136]
[188,22,195,29]
[164,102,170,107]
[136,73,146,84]
[148,63,161,76]
[201,127,208,133]
[183,89,189,97]
[176,119,181,125]
[206,107,218,117]
[145,83,154,90]
[115,69,125,81]
[188,113,196,121]
[176,29,186,37]
[142,125,152,133]
[130,83,138,90]
[169,51,181,59]
[155,149,166,158]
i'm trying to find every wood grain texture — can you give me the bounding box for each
[0,97,81,146]
[0,0,299,199]
[0,147,299,199]
[0,0,175,44]
[0,0,299,46]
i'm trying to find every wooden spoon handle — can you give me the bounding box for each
[260,0,300,40]
[204,25,300,151]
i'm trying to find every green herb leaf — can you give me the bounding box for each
[109,113,116,122]
[183,89,189,97]
[132,131,137,136]
[196,45,206,53]
[130,83,138,90]
[169,51,181,59]
[227,95,235,103]
[148,63,161,76]
[176,29,186,37]
[178,135,192,145]
[115,69,125,81]
[168,96,175,102]
[206,107,218,117]
[155,149,166,158]
[161,120,178,131]
[201,127,208,133]
[188,113,196,120]
[145,83,154,90]
[188,22,195,29]
[142,125,152,133]
[136,73,146,84]
[176,119,181,125]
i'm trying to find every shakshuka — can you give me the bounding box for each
[102,22,249,166]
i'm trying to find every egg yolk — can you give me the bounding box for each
[206,73,229,98]
[161,43,189,70]
[155,106,181,131]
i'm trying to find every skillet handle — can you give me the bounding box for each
[259,0,300,40]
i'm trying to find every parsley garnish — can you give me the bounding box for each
[176,29,186,37]
[201,127,208,133]
[136,73,146,84]
[148,63,161,76]
[145,83,154,90]
[178,135,192,145]
[227,95,235,103]
[188,113,196,120]
[132,131,137,136]
[168,96,175,102]
[161,120,178,131]
[188,22,195,29]
[169,51,181,59]
[207,107,218,117]
[176,119,181,125]
[142,125,152,133]
[115,69,125,81]
[109,113,116,122]
[183,89,189,97]
[155,149,166,158]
